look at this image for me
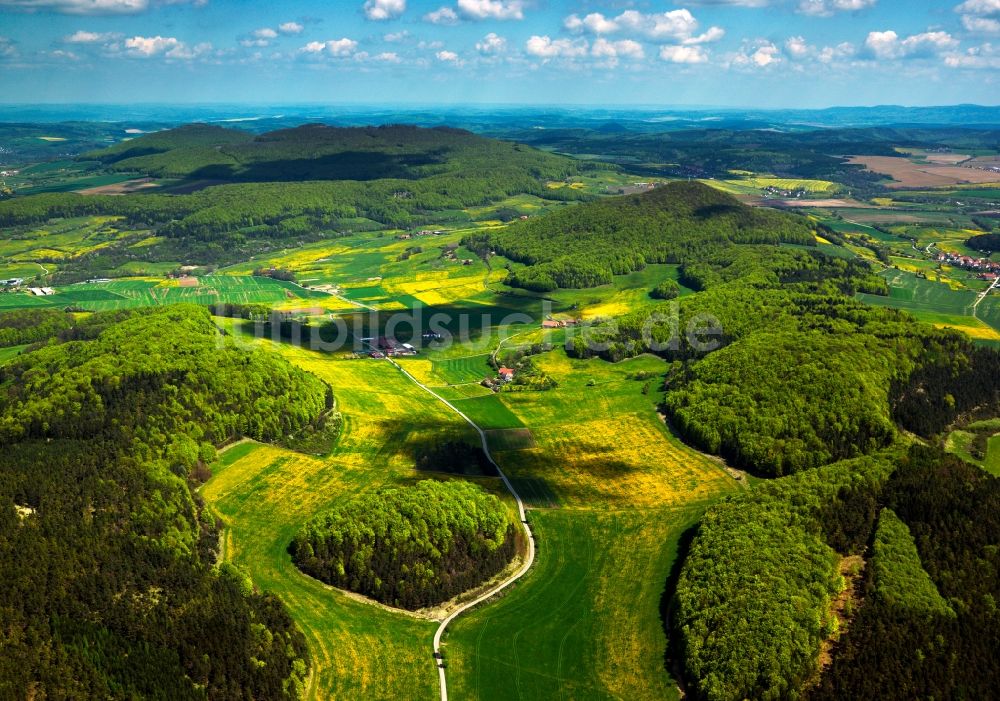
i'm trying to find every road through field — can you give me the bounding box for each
[974,275,1000,314]
[387,355,536,701]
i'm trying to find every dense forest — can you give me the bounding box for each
[0,308,74,348]
[966,232,1000,252]
[673,444,1000,701]
[465,182,817,291]
[290,480,517,610]
[0,305,332,698]
[812,449,1000,700]
[673,453,895,701]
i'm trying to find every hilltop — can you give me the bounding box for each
[83,122,581,183]
[467,181,816,290]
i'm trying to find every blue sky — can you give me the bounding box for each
[0,0,997,107]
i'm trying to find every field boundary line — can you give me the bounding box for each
[386,356,536,701]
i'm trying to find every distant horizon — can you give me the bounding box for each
[1,101,999,111]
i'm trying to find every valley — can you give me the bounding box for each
[2,110,1000,701]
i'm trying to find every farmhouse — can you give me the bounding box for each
[542,319,562,329]
[498,367,515,382]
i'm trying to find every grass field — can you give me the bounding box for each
[202,340,489,700]
[0,344,28,366]
[443,506,702,701]
[946,419,1000,477]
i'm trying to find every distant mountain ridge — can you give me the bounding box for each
[81,122,575,183]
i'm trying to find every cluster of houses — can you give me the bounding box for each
[0,169,19,177]
[762,186,807,199]
[0,277,24,288]
[397,229,446,241]
[28,287,56,296]
[541,318,580,330]
[441,244,474,266]
[936,251,1000,280]
[368,336,418,359]
[611,182,661,196]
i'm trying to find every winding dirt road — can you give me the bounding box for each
[386,358,536,701]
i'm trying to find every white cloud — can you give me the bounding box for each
[956,0,1000,35]
[124,34,180,56]
[781,35,856,63]
[785,35,810,57]
[300,38,359,57]
[436,49,459,61]
[963,15,1000,33]
[278,22,303,35]
[564,12,618,34]
[682,0,769,6]
[384,30,409,42]
[818,41,855,62]
[729,40,781,67]
[660,44,709,63]
[955,0,1000,14]
[456,0,523,20]
[253,28,278,39]
[373,51,401,62]
[797,0,876,16]
[475,32,506,54]
[591,37,644,60]
[945,41,1000,67]
[48,48,80,59]
[0,0,203,14]
[864,29,957,59]
[563,9,722,45]
[525,35,588,59]
[685,26,725,45]
[124,34,210,59]
[424,6,458,24]
[64,29,119,42]
[364,0,405,21]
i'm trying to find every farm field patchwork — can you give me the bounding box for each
[0,275,329,311]
[848,155,1000,188]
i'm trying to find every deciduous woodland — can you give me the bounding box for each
[0,305,331,698]
[290,480,517,610]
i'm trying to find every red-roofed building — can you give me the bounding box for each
[498,367,515,381]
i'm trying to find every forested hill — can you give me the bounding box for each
[466,181,816,290]
[0,305,331,698]
[83,122,582,183]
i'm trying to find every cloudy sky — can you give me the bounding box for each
[0,0,997,107]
